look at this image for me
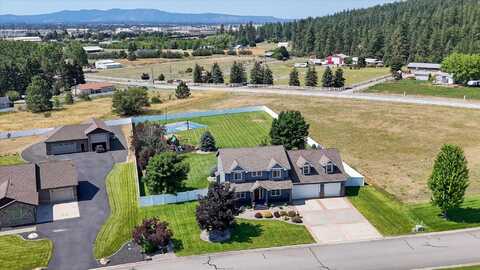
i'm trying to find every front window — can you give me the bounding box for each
[302,165,310,175]
[271,190,281,197]
[233,172,243,181]
[272,169,282,179]
[237,192,247,199]
[251,171,262,177]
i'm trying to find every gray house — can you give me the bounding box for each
[45,118,114,155]
[0,160,78,228]
[216,145,348,206]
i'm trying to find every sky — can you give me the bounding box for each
[0,0,397,19]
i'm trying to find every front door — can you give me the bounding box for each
[254,188,265,203]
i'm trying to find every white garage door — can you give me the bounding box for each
[50,188,74,203]
[51,143,76,155]
[324,183,342,197]
[292,184,320,200]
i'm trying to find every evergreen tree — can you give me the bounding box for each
[289,68,300,86]
[200,131,217,152]
[333,68,345,88]
[305,66,318,87]
[428,144,469,218]
[250,61,264,84]
[229,62,246,84]
[211,63,224,84]
[193,64,203,83]
[175,81,191,99]
[25,76,53,113]
[321,67,334,87]
[270,111,310,150]
[263,65,274,85]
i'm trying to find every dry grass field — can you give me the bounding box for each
[2,90,480,202]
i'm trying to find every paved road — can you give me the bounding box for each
[87,75,480,110]
[94,229,480,270]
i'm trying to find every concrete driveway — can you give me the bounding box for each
[37,202,80,223]
[294,198,381,244]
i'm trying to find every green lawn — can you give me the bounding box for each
[94,162,315,259]
[0,235,53,270]
[347,185,480,235]
[443,266,480,270]
[0,154,25,166]
[367,79,480,100]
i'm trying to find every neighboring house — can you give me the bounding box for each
[216,145,349,206]
[95,59,122,69]
[8,36,42,42]
[407,62,442,81]
[326,54,348,66]
[294,63,309,68]
[277,42,289,48]
[365,58,384,67]
[0,96,13,109]
[435,72,455,85]
[83,46,104,53]
[264,51,274,58]
[45,118,115,155]
[308,58,323,65]
[0,160,78,228]
[73,82,115,96]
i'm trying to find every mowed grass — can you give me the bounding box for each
[95,162,314,259]
[0,235,53,270]
[443,266,480,270]
[0,154,25,166]
[367,79,480,100]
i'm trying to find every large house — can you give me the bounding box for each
[45,118,115,155]
[0,160,78,228]
[407,62,442,81]
[216,145,349,206]
[73,82,115,96]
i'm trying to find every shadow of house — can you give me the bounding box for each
[77,181,100,201]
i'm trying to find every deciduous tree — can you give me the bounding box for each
[144,152,189,194]
[270,111,309,150]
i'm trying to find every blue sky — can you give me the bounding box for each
[0,0,397,19]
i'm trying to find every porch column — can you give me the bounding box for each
[265,189,268,206]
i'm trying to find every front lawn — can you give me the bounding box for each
[0,154,25,166]
[367,79,479,100]
[95,162,314,259]
[0,235,53,270]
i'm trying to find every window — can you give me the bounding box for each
[271,190,281,197]
[326,163,334,174]
[233,172,243,181]
[237,192,247,199]
[272,169,282,179]
[302,165,310,175]
[251,171,262,177]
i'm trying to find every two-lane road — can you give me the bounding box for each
[94,228,480,270]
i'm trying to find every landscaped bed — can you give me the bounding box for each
[94,162,314,259]
[0,235,53,270]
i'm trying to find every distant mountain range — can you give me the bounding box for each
[0,9,287,25]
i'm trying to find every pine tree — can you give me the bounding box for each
[200,131,217,152]
[321,67,333,87]
[211,63,224,84]
[193,64,203,83]
[305,66,318,87]
[230,62,246,84]
[289,68,300,86]
[263,65,274,85]
[333,68,345,88]
[250,61,264,84]
[175,81,191,99]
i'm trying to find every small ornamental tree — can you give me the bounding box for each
[143,152,189,194]
[270,111,310,150]
[196,183,238,234]
[428,144,469,218]
[26,75,53,113]
[333,68,345,88]
[289,68,300,86]
[132,218,173,254]
[305,66,318,87]
[200,131,217,152]
[112,87,150,116]
[175,81,191,99]
[321,66,334,87]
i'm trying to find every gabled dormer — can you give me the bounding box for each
[319,155,335,174]
[230,160,244,181]
[296,155,312,175]
[268,158,286,179]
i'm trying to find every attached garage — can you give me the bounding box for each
[292,184,321,200]
[324,182,342,197]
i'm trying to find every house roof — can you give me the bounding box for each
[0,164,39,207]
[78,82,114,91]
[407,62,441,69]
[231,180,293,192]
[217,146,291,173]
[287,149,348,184]
[37,160,78,190]
[45,118,112,143]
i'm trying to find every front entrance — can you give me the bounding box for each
[253,188,266,204]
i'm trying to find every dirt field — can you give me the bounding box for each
[2,91,480,202]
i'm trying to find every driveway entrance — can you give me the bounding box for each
[294,198,381,244]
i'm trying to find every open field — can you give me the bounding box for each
[95,162,314,259]
[97,54,389,86]
[0,235,53,270]
[367,80,480,100]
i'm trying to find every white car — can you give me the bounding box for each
[467,80,480,87]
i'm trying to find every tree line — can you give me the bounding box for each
[256,0,480,65]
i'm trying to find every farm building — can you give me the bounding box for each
[73,82,114,96]
[326,54,349,66]
[435,72,454,85]
[95,59,122,69]
[83,46,104,53]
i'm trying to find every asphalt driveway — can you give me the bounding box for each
[294,198,381,244]
[22,129,127,270]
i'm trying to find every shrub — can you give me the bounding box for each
[262,211,273,218]
[132,218,173,254]
[78,92,91,101]
[43,112,51,118]
[287,210,297,217]
[273,211,281,218]
[291,216,303,223]
[227,49,237,56]
[141,73,150,80]
[151,96,162,104]
[112,87,150,116]
[64,91,74,104]
[185,67,193,73]
[175,81,191,99]
[5,90,20,102]
[254,212,263,219]
[158,74,165,81]
[280,210,288,217]
[283,216,290,221]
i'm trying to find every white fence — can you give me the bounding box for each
[139,188,208,207]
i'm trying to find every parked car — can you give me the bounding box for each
[95,145,106,153]
[467,80,480,87]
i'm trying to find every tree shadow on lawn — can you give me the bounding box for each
[446,207,480,224]
[227,222,263,244]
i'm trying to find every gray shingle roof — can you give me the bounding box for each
[287,149,348,184]
[37,160,78,190]
[0,164,38,206]
[45,118,112,143]
[407,62,441,69]
[217,145,291,173]
[231,180,293,192]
